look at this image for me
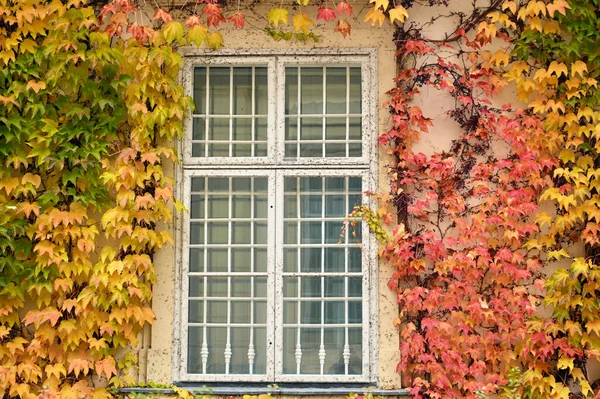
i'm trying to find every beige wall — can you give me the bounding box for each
[145,3,402,391]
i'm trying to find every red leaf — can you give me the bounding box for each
[152,8,172,23]
[337,1,353,16]
[334,19,351,37]
[317,7,336,22]
[203,4,226,27]
[185,15,203,28]
[228,11,245,29]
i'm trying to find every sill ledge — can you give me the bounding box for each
[117,386,410,396]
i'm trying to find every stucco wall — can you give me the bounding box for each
[145,2,402,391]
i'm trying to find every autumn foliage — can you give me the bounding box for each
[0,0,599,398]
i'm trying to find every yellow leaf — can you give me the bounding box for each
[557,356,574,371]
[364,7,385,27]
[293,13,314,34]
[571,60,587,78]
[490,50,510,66]
[26,80,46,93]
[548,61,568,78]
[297,0,309,4]
[187,25,207,47]
[207,32,223,50]
[389,6,408,24]
[22,172,41,188]
[369,0,389,10]
[546,0,570,17]
[501,0,517,13]
[267,8,289,27]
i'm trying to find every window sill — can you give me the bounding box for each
[117,385,410,396]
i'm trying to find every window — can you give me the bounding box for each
[176,51,377,384]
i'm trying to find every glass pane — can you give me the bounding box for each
[348,277,362,297]
[189,276,204,297]
[230,327,250,374]
[254,249,267,273]
[284,222,297,244]
[232,277,251,297]
[255,195,268,218]
[301,248,321,272]
[254,178,268,192]
[301,67,323,114]
[193,67,206,115]
[207,248,228,272]
[325,301,345,324]
[255,67,268,115]
[325,221,343,244]
[253,327,267,374]
[300,143,322,157]
[284,248,298,273]
[208,178,229,191]
[207,222,228,244]
[254,301,267,323]
[325,277,344,297]
[254,277,267,297]
[301,222,322,244]
[284,195,297,218]
[325,117,346,140]
[189,248,204,272]
[233,118,252,141]
[207,301,227,323]
[348,247,362,273]
[232,195,251,218]
[208,195,228,218]
[285,67,298,114]
[187,326,204,373]
[284,301,297,324]
[326,67,347,114]
[326,144,346,157]
[299,328,320,373]
[232,222,251,244]
[348,327,363,374]
[206,327,227,373]
[233,143,252,160]
[207,277,227,297]
[192,177,205,192]
[300,195,322,218]
[283,328,297,373]
[285,118,297,140]
[325,248,345,273]
[325,195,346,217]
[349,117,362,140]
[301,302,321,324]
[233,67,252,115]
[283,278,298,297]
[193,117,205,140]
[348,301,362,323]
[232,248,251,272]
[208,143,229,157]
[231,301,251,323]
[254,222,267,245]
[324,328,345,374]
[190,195,204,219]
[349,143,362,157]
[209,67,230,115]
[255,118,267,141]
[192,143,205,157]
[301,277,321,297]
[300,117,322,140]
[349,67,361,114]
[209,118,229,141]
[190,222,204,244]
[300,177,322,192]
[232,178,251,192]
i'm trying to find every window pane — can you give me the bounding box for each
[193,67,206,115]
[209,67,230,115]
[233,67,252,115]
[282,176,365,376]
[186,176,270,376]
[349,67,362,114]
[285,67,298,114]
[301,67,323,114]
[255,67,268,115]
[326,67,346,114]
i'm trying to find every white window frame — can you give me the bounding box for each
[173,49,379,384]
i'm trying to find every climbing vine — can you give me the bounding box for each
[0,0,599,398]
